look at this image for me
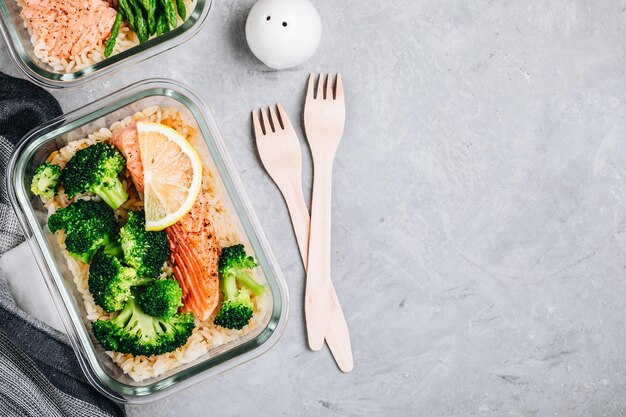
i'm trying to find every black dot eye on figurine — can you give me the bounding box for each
[282,21,287,27]
[266,15,271,21]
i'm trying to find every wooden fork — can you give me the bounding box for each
[303,73,346,351]
[252,103,353,372]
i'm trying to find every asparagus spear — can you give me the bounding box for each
[136,0,156,34]
[159,0,177,29]
[156,12,169,36]
[128,0,149,43]
[175,0,185,21]
[136,13,149,43]
[104,10,124,58]
[118,0,136,33]
[148,0,157,35]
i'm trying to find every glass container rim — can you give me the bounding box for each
[0,0,213,88]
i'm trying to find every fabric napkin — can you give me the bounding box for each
[0,72,126,417]
[0,241,64,332]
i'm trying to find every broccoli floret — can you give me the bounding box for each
[214,244,265,330]
[61,142,128,209]
[92,294,195,356]
[48,200,118,263]
[31,162,61,199]
[214,287,254,330]
[88,248,151,313]
[120,211,170,278]
[138,279,183,320]
[218,244,265,296]
[103,241,123,258]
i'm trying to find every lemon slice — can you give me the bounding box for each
[137,121,202,231]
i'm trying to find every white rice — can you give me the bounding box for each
[42,107,270,382]
[16,0,195,74]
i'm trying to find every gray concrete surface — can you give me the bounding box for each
[2,0,626,415]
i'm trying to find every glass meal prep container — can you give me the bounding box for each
[0,0,212,88]
[6,79,289,403]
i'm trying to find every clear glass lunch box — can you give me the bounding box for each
[0,0,212,88]
[6,79,289,403]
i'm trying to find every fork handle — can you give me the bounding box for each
[281,182,353,372]
[281,182,311,262]
[305,156,334,351]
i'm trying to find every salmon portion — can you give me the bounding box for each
[111,123,144,193]
[113,121,219,320]
[20,0,116,60]
[166,194,220,320]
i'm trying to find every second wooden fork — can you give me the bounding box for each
[303,73,346,351]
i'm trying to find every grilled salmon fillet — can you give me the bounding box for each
[166,194,220,320]
[111,123,144,193]
[111,122,219,320]
[20,0,117,60]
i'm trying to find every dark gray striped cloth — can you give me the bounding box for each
[0,74,43,253]
[0,72,126,417]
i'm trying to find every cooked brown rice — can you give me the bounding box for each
[41,106,269,382]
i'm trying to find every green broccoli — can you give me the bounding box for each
[214,287,254,330]
[48,200,118,263]
[120,211,170,278]
[103,241,123,258]
[61,142,128,210]
[138,279,183,320]
[214,244,265,330]
[88,248,151,313]
[92,293,195,356]
[218,244,265,295]
[31,162,61,199]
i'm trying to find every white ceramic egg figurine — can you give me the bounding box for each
[245,0,322,69]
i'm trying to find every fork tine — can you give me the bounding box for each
[316,73,324,100]
[268,105,281,130]
[276,102,294,131]
[307,73,315,99]
[335,73,344,101]
[252,109,264,137]
[326,73,333,100]
[260,107,272,134]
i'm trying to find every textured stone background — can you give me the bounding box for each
[2,0,626,415]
